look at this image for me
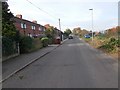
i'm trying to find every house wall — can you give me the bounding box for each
[13,16,45,38]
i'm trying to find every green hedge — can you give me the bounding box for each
[19,36,34,53]
[2,37,16,56]
[30,38,43,51]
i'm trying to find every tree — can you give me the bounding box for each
[2,2,20,56]
[64,28,72,36]
[45,26,55,38]
[44,25,56,44]
[116,26,120,35]
[81,29,89,36]
[72,27,82,35]
[104,26,119,38]
[2,2,18,41]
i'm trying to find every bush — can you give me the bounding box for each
[41,37,49,47]
[110,37,116,42]
[117,39,120,47]
[19,36,34,53]
[99,44,114,52]
[99,37,119,52]
[31,38,43,51]
[2,37,15,56]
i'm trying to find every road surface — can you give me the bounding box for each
[3,36,118,88]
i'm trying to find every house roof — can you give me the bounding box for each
[13,17,44,27]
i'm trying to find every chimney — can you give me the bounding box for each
[16,14,22,19]
[32,20,37,24]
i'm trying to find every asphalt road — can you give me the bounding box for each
[3,36,118,88]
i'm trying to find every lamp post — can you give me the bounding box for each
[89,9,94,42]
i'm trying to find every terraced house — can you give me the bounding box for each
[13,14,46,38]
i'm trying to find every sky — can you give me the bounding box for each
[7,0,119,32]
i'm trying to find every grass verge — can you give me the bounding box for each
[82,36,118,60]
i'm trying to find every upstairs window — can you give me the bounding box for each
[21,23,27,29]
[39,27,42,31]
[31,25,35,30]
[24,24,26,29]
[43,28,46,31]
[21,23,24,28]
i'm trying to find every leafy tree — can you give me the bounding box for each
[81,29,89,36]
[116,26,120,36]
[2,2,20,56]
[2,2,18,41]
[44,26,56,44]
[73,27,82,35]
[45,26,55,38]
[73,27,89,37]
[104,26,119,38]
[64,28,72,36]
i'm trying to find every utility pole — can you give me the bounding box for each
[58,18,61,31]
[58,18,62,40]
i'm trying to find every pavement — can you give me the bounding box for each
[2,39,67,83]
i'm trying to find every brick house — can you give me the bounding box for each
[13,14,46,38]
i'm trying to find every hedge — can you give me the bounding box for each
[19,36,34,53]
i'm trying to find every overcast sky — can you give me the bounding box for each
[8,0,119,32]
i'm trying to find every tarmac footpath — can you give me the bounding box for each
[2,39,67,83]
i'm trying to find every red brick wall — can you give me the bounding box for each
[13,17,44,37]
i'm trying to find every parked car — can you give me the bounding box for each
[68,36,73,39]
[84,34,91,38]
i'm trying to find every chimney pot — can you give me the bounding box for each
[16,14,22,19]
[32,20,37,23]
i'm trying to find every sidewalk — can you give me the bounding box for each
[2,39,67,82]
[2,45,58,81]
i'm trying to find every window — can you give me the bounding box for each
[21,23,24,28]
[33,26,35,30]
[31,26,34,29]
[21,23,27,29]
[43,28,46,31]
[28,33,32,37]
[39,27,41,31]
[24,24,27,29]
[31,25,35,30]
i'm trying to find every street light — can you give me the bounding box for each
[89,9,94,42]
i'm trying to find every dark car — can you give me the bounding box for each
[68,36,73,39]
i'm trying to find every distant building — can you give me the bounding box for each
[13,14,46,38]
[54,27,63,41]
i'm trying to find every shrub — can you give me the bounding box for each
[98,37,119,52]
[2,37,15,56]
[110,37,116,42]
[19,36,34,53]
[41,37,49,47]
[31,38,43,51]
[99,44,114,52]
[117,39,120,47]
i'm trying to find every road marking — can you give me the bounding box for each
[68,43,85,46]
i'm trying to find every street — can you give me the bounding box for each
[3,36,118,88]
